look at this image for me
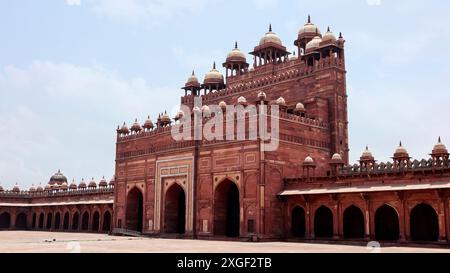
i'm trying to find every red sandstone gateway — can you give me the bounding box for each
[1,16,449,245]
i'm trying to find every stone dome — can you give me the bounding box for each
[257,91,267,101]
[120,122,129,134]
[332,153,342,161]
[78,179,87,189]
[394,142,409,158]
[161,111,171,122]
[227,42,246,63]
[109,177,115,187]
[44,184,51,191]
[259,25,282,46]
[237,96,247,105]
[321,27,337,44]
[29,185,36,193]
[219,101,227,108]
[298,16,321,36]
[88,178,97,188]
[69,180,78,190]
[295,102,305,111]
[303,155,316,167]
[360,146,375,161]
[60,182,68,191]
[49,169,67,185]
[36,184,44,192]
[204,62,224,85]
[305,36,322,52]
[276,97,286,106]
[175,110,184,121]
[201,105,211,117]
[0,185,3,192]
[143,116,154,130]
[131,119,142,132]
[12,184,20,193]
[432,137,448,155]
[99,176,108,188]
[185,70,200,87]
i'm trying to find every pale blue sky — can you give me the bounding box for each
[1,0,449,189]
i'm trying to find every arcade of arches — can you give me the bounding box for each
[288,194,446,242]
[0,205,113,233]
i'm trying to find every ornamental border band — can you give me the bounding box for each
[1,16,450,245]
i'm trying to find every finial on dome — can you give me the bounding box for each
[192,70,195,76]
[327,26,330,32]
[366,145,369,150]
[308,14,311,23]
[315,27,318,33]
[135,118,137,122]
[439,136,442,143]
[235,41,238,49]
[269,24,272,32]
[399,141,403,147]
[213,62,216,69]
[339,32,343,38]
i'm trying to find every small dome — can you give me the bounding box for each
[29,184,36,193]
[201,105,211,117]
[120,122,130,134]
[204,62,224,85]
[143,116,154,130]
[237,96,247,105]
[0,185,3,192]
[78,179,87,189]
[257,91,267,101]
[44,184,52,191]
[227,42,246,63]
[174,110,184,121]
[185,70,200,87]
[219,101,227,108]
[60,182,68,190]
[109,177,115,187]
[276,97,286,106]
[259,24,282,46]
[88,178,97,188]
[12,183,20,193]
[394,142,409,158]
[321,27,337,44]
[305,36,322,52]
[295,102,305,111]
[360,146,375,161]
[290,51,298,61]
[131,119,142,133]
[432,137,448,155]
[160,111,171,123]
[69,180,78,190]
[99,176,108,188]
[332,153,342,161]
[303,155,316,167]
[298,15,321,36]
[49,169,67,185]
[36,184,44,192]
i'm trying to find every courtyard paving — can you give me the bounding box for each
[0,231,448,253]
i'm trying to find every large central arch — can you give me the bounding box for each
[314,206,333,238]
[164,183,186,234]
[343,205,365,239]
[102,211,111,232]
[375,204,400,241]
[214,179,240,237]
[410,203,439,242]
[291,206,306,238]
[126,187,144,232]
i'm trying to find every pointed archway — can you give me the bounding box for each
[126,187,144,232]
[92,211,100,232]
[164,183,186,234]
[38,213,44,229]
[81,212,89,231]
[375,204,400,241]
[15,213,28,230]
[0,212,11,229]
[63,212,70,230]
[291,206,306,238]
[32,213,37,229]
[314,206,333,238]
[46,213,53,229]
[343,205,365,239]
[102,211,111,232]
[214,179,240,237]
[410,203,439,242]
[54,212,61,230]
[72,212,79,230]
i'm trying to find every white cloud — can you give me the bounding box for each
[90,0,210,24]
[66,0,81,6]
[0,61,180,189]
[366,0,382,6]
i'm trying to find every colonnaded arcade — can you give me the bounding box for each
[1,16,450,245]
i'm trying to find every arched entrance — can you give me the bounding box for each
[72,212,79,230]
[46,213,53,229]
[92,211,100,232]
[63,212,70,230]
[0,212,11,229]
[314,206,333,238]
[81,212,89,231]
[32,213,37,229]
[214,179,240,237]
[102,211,111,232]
[410,203,439,242]
[291,206,306,238]
[164,183,186,234]
[375,204,400,241]
[126,187,144,232]
[54,212,61,230]
[38,213,44,229]
[15,213,28,230]
[343,205,365,239]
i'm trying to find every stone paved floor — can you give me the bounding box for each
[0,231,449,253]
